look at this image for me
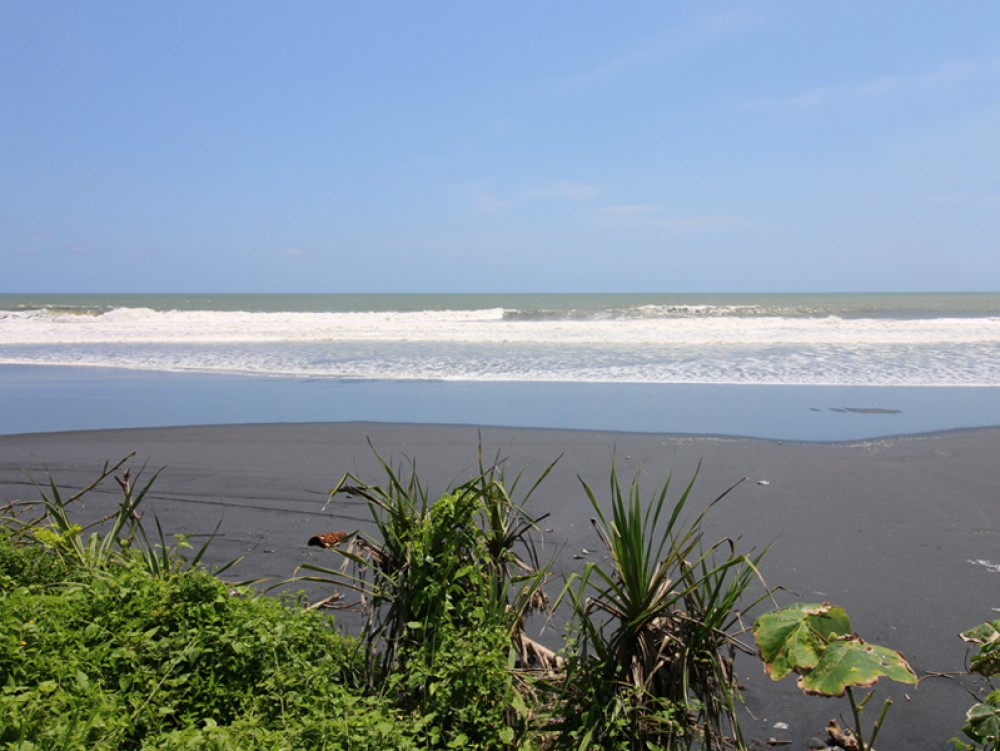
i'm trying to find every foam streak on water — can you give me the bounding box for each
[1,293,998,387]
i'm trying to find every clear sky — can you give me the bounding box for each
[1,1,998,294]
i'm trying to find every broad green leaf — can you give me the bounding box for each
[797,638,917,697]
[960,620,1000,645]
[963,691,1000,743]
[971,644,1000,677]
[961,621,1000,676]
[752,603,852,680]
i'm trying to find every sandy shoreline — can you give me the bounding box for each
[2,422,998,746]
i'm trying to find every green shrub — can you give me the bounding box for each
[952,620,1000,751]
[0,532,382,748]
[0,530,70,588]
[298,448,554,748]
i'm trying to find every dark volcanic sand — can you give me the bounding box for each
[2,423,998,747]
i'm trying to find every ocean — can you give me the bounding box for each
[1,292,998,439]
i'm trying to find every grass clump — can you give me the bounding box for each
[552,462,765,751]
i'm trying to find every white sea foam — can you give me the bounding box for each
[1,300,998,387]
[2,307,998,346]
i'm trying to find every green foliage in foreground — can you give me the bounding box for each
[2,450,765,751]
[0,453,506,750]
[555,464,764,751]
[753,602,917,751]
[952,620,1000,751]
[1,532,445,750]
[13,450,983,750]
[298,449,554,749]
[1,455,551,750]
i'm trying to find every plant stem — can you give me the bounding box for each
[867,697,893,750]
[846,686,868,751]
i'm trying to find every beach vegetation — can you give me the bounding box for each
[752,602,918,751]
[951,619,1000,751]
[551,460,766,750]
[2,453,241,580]
[0,460,428,750]
[23,450,966,750]
[295,445,556,748]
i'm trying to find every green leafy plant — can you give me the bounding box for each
[753,602,917,751]
[0,530,410,749]
[952,619,1000,751]
[296,445,555,747]
[555,460,766,751]
[1,463,431,751]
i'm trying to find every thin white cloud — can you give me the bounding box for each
[445,183,513,212]
[926,191,1000,206]
[556,10,755,91]
[454,180,600,212]
[275,247,305,257]
[752,56,1000,110]
[477,187,514,212]
[853,57,997,97]
[523,181,600,201]
[597,204,661,217]
[66,243,102,255]
[8,229,50,255]
[591,204,753,233]
[654,215,752,232]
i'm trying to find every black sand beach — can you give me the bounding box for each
[2,422,998,747]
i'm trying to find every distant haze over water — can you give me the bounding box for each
[1,293,998,388]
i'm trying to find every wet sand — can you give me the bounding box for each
[2,422,998,747]
[5,364,1000,441]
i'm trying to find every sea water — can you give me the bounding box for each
[3,292,998,386]
[1,292,998,438]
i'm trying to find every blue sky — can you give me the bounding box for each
[1,1,998,293]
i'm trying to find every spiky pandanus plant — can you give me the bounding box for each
[557,461,766,751]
